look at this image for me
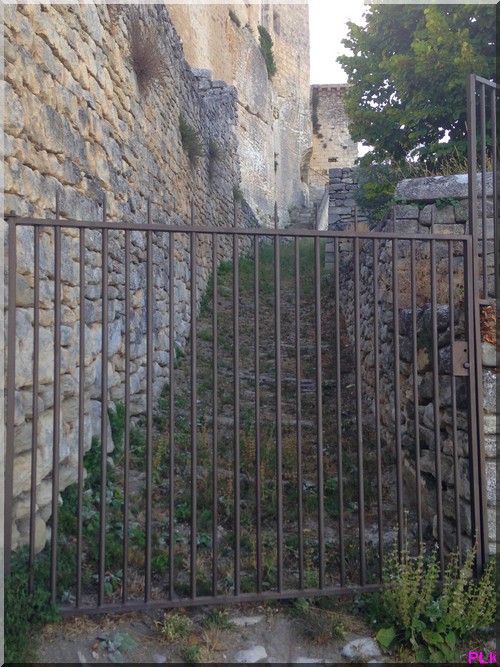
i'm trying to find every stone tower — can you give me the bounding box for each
[309,84,358,198]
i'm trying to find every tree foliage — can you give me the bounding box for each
[338,4,496,167]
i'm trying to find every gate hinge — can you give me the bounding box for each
[452,341,469,376]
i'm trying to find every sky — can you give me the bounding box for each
[309,0,368,84]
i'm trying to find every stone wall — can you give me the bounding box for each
[4,3,247,552]
[329,173,497,555]
[167,3,312,227]
[309,85,358,193]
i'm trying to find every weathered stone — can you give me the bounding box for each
[396,173,492,201]
[234,646,268,663]
[341,638,382,661]
[482,342,498,368]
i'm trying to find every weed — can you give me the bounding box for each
[292,601,345,644]
[108,401,126,451]
[258,25,277,78]
[374,524,496,663]
[4,549,61,663]
[179,645,203,663]
[179,114,204,166]
[155,612,192,642]
[128,18,168,97]
[208,137,222,181]
[203,609,233,630]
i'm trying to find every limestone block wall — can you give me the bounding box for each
[167,3,312,227]
[330,173,497,555]
[4,3,246,552]
[309,85,358,193]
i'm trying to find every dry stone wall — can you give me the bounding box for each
[4,2,247,552]
[329,172,497,555]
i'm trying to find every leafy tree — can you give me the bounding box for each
[338,4,496,168]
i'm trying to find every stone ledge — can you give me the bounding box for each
[396,172,493,201]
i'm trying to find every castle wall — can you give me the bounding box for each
[4,2,244,552]
[168,3,312,226]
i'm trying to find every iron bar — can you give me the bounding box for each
[430,239,444,574]
[491,87,498,302]
[480,84,487,299]
[275,235,283,592]
[168,231,175,599]
[334,238,345,586]
[123,226,131,603]
[391,230,403,553]
[98,196,109,607]
[76,226,85,607]
[190,232,198,598]
[448,241,462,557]
[50,195,62,606]
[145,203,154,602]
[410,240,423,547]
[353,232,365,585]
[294,237,304,589]
[233,234,241,596]
[254,238,263,593]
[28,226,40,594]
[372,238,384,577]
[212,234,219,596]
[314,236,325,588]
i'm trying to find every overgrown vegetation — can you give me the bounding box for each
[257,25,277,78]
[311,87,320,134]
[128,18,169,98]
[366,526,496,663]
[4,550,61,663]
[179,114,204,166]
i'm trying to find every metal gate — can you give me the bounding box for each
[4,205,487,615]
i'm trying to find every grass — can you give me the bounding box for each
[179,114,204,166]
[128,18,168,97]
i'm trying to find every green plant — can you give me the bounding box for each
[179,114,204,166]
[155,612,193,642]
[207,137,222,180]
[374,528,496,663]
[257,25,277,78]
[228,9,241,27]
[179,645,203,663]
[232,183,246,204]
[108,401,126,451]
[203,609,233,630]
[128,18,168,97]
[4,549,61,663]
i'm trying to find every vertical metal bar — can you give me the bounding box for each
[212,233,219,596]
[480,84,487,299]
[314,236,324,588]
[353,231,365,585]
[50,195,62,606]
[448,241,461,556]
[491,87,498,302]
[190,232,198,598]
[254,238,263,593]
[334,238,345,586]
[372,238,384,578]
[28,226,40,594]
[4,219,17,572]
[191,197,195,227]
[467,74,478,240]
[233,234,241,596]
[76,226,85,607]
[354,206,358,231]
[274,235,284,592]
[123,225,131,603]
[274,201,278,230]
[145,201,153,602]
[168,231,175,599]
[392,234,403,553]
[98,196,108,607]
[410,240,423,548]
[294,237,304,589]
[464,238,485,573]
[430,239,444,575]
[233,197,237,229]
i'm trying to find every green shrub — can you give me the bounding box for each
[207,137,222,180]
[257,25,277,78]
[4,549,61,663]
[374,530,496,663]
[179,114,204,166]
